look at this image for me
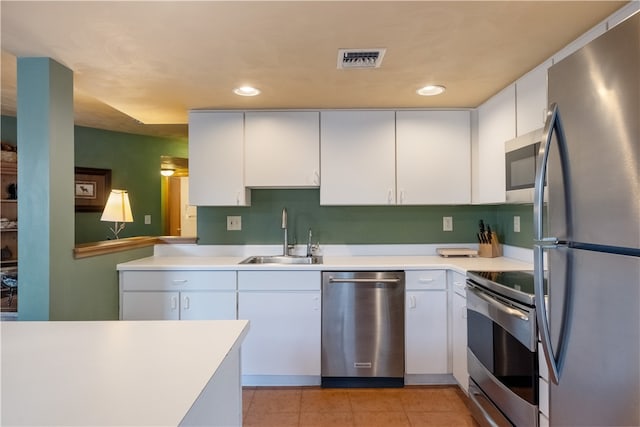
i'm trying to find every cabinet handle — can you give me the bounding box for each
[418,277,434,283]
[409,295,416,309]
[313,295,320,311]
[183,296,190,310]
[313,170,320,186]
[172,279,188,285]
[236,192,241,205]
[400,190,405,204]
[387,189,394,204]
[171,296,178,311]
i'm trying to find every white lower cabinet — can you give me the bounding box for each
[405,270,448,376]
[237,271,321,384]
[450,271,468,392]
[119,270,237,320]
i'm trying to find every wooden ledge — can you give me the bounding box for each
[73,236,198,259]
[74,236,158,259]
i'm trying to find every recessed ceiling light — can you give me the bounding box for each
[416,85,446,96]
[233,86,261,97]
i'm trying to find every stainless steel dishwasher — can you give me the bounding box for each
[321,271,405,387]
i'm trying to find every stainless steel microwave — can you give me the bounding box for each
[505,128,544,203]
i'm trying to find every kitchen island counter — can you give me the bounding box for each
[1,320,249,426]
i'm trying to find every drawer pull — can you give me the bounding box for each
[418,278,434,283]
[172,279,188,285]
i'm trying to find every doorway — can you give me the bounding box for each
[161,156,196,237]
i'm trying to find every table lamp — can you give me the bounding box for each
[100,189,134,239]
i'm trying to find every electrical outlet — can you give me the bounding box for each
[227,216,242,231]
[144,215,151,225]
[443,216,453,232]
[514,216,521,233]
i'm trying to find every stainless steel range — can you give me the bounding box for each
[466,270,545,427]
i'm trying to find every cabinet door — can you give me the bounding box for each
[320,111,396,205]
[121,291,179,320]
[516,60,551,136]
[452,290,468,392]
[396,111,470,204]
[245,112,320,187]
[473,84,515,204]
[188,111,249,206]
[239,291,321,376]
[180,291,237,320]
[405,290,448,374]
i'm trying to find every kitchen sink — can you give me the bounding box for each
[239,255,323,265]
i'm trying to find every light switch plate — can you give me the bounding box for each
[443,216,453,232]
[144,215,151,225]
[514,216,521,233]
[227,216,242,231]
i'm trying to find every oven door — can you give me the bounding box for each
[466,283,539,427]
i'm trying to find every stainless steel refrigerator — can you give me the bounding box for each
[533,11,640,426]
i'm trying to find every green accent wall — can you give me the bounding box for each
[2,115,188,243]
[197,189,534,248]
[60,247,154,320]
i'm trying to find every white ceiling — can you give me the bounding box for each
[0,1,628,138]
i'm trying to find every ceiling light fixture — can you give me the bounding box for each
[160,168,175,177]
[416,85,446,96]
[233,86,261,97]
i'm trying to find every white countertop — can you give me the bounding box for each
[1,320,249,426]
[117,254,532,274]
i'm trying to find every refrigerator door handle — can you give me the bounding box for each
[534,102,571,385]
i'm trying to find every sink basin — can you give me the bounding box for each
[239,255,323,265]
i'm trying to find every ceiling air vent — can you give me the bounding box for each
[337,48,386,69]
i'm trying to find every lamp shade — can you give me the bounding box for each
[100,190,134,223]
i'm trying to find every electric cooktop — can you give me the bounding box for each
[466,270,547,306]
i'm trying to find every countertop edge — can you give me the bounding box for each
[116,255,533,273]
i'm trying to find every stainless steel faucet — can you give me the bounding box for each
[281,207,288,256]
[306,228,313,257]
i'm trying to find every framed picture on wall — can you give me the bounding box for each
[74,167,111,212]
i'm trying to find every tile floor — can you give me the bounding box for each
[242,385,479,427]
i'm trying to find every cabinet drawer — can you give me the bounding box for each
[405,270,446,290]
[121,270,236,291]
[238,271,320,291]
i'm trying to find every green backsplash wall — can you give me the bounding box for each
[2,115,188,243]
[495,203,534,248]
[197,189,534,248]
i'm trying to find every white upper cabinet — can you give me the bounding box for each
[516,60,552,136]
[245,112,320,188]
[320,111,396,205]
[188,111,250,206]
[396,111,471,204]
[473,84,516,204]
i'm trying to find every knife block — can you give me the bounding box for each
[478,232,502,258]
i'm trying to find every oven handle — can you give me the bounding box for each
[467,286,529,321]
[534,103,570,385]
